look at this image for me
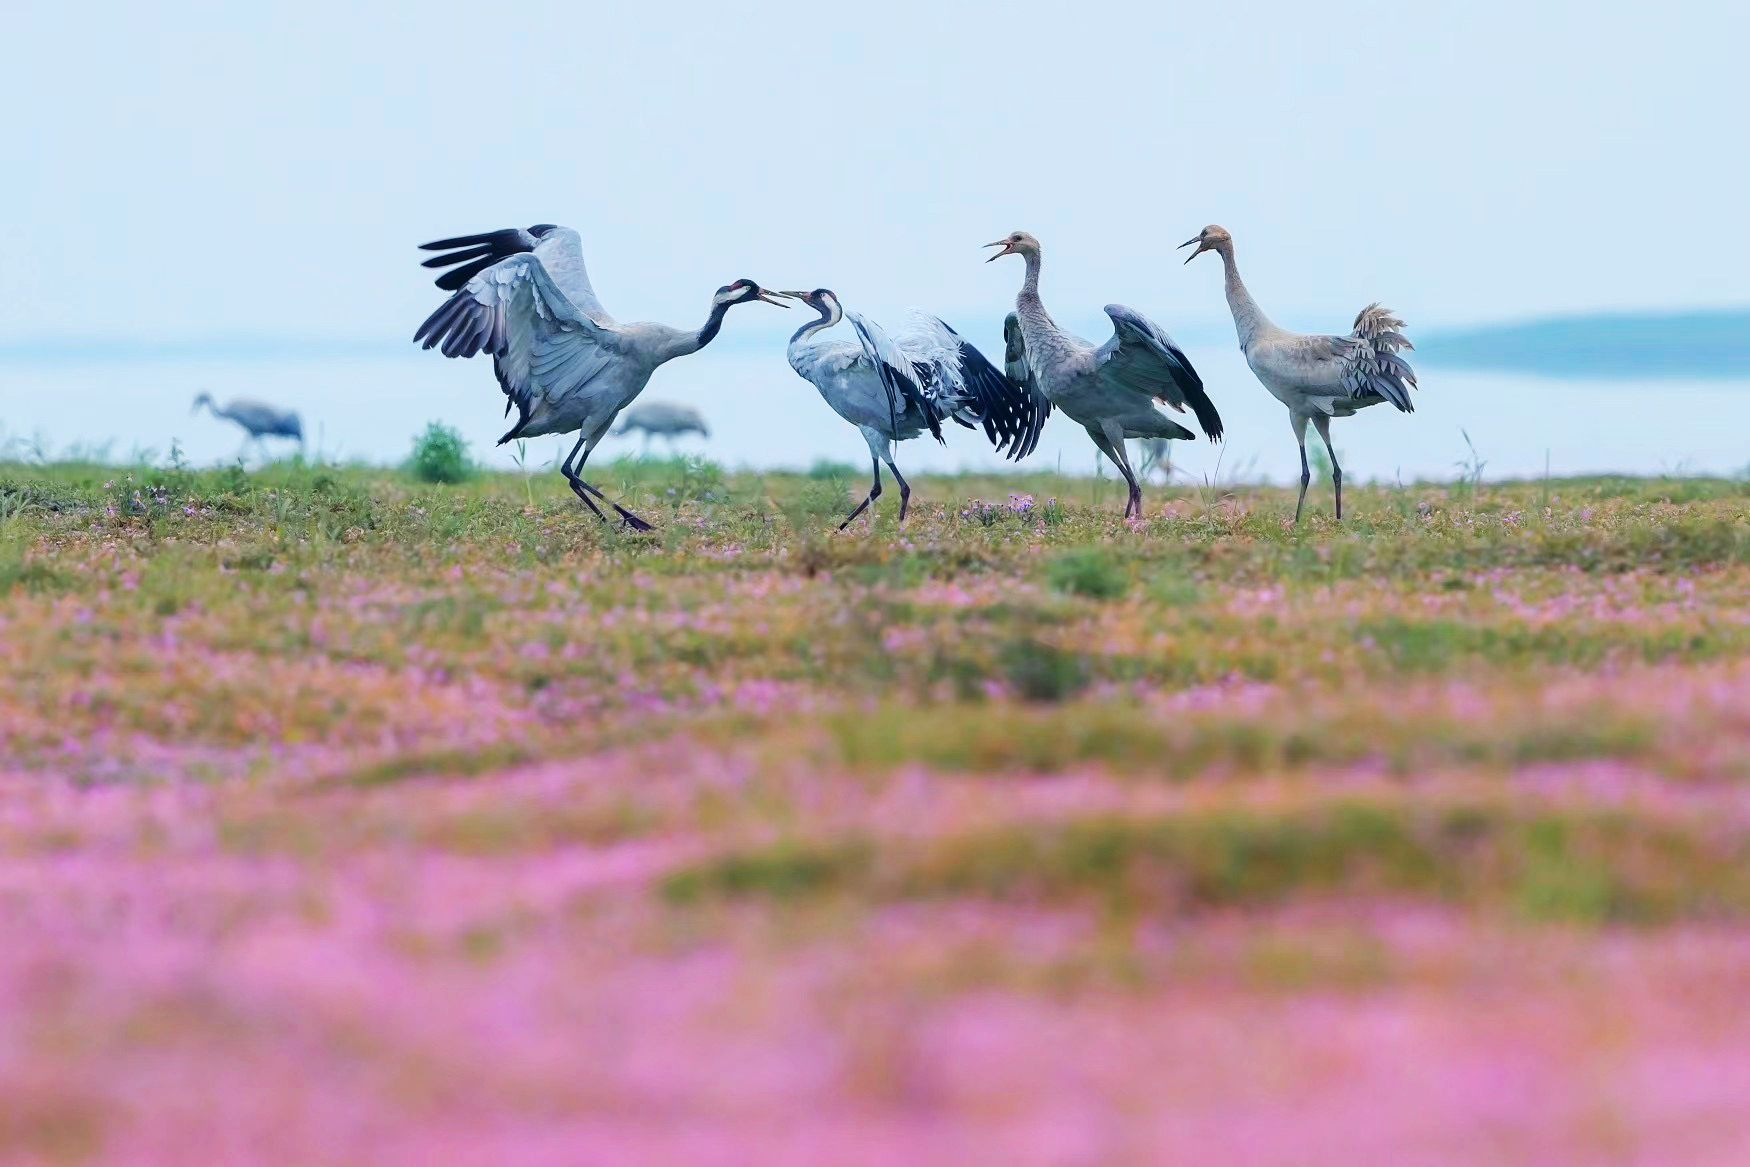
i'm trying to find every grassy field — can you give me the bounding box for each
[6,455,1750,1164]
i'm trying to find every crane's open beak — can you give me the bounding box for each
[984,240,1016,262]
[772,291,810,301]
[755,288,791,307]
[1178,236,1208,264]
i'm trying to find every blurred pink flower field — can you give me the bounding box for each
[6,464,1750,1165]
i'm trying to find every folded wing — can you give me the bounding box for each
[847,309,943,443]
[904,314,1050,460]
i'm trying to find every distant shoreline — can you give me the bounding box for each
[1416,309,1750,378]
[3,309,1747,378]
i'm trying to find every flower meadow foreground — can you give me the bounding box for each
[6,457,1750,1165]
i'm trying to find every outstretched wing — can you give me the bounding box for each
[418,225,555,291]
[1094,305,1223,441]
[417,225,611,325]
[1334,303,1417,413]
[846,309,942,443]
[413,252,621,433]
[906,315,1050,461]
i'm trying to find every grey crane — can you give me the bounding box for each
[413,224,785,531]
[1181,224,1417,522]
[1134,436,1173,481]
[612,401,710,452]
[190,393,303,459]
[985,231,1222,518]
[776,288,1051,529]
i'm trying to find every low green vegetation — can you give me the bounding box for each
[407,420,472,483]
[8,453,1750,1160]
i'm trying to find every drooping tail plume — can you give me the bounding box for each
[1341,303,1418,413]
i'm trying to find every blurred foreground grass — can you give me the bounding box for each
[7,454,1750,1162]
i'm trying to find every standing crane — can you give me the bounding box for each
[775,288,1051,529]
[412,224,785,530]
[985,231,1222,518]
[1134,436,1173,481]
[612,401,710,452]
[190,394,303,460]
[1180,224,1418,522]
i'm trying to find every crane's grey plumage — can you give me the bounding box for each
[613,401,710,450]
[777,288,1051,529]
[1180,224,1419,522]
[413,225,784,530]
[987,231,1222,519]
[191,393,303,458]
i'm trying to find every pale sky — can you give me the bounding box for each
[4,0,1746,358]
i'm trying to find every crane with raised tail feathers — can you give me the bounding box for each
[412,224,786,531]
[984,231,1223,519]
[1180,224,1418,523]
[775,288,1051,529]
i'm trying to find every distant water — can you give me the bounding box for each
[3,341,1747,485]
[1418,310,1750,378]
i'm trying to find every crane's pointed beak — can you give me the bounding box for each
[984,240,1015,263]
[755,289,791,307]
[772,291,810,301]
[1179,236,1207,265]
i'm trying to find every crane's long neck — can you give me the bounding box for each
[789,304,838,347]
[691,297,736,352]
[1013,250,1061,335]
[655,295,738,364]
[786,300,841,375]
[1216,243,1274,350]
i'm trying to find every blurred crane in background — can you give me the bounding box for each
[190,393,304,461]
[612,401,710,453]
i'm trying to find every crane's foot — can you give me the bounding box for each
[615,508,655,533]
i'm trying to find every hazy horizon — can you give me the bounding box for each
[6,1,1748,346]
[5,0,1747,482]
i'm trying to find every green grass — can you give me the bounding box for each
[664,802,1750,925]
[7,455,1750,915]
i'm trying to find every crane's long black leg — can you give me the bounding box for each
[566,435,655,532]
[1313,415,1342,521]
[839,458,883,530]
[1089,429,1142,518]
[1110,442,1144,519]
[1292,414,1311,524]
[558,433,610,524]
[884,458,911,522]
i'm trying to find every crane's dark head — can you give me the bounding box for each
[983,230,1041,262]
[1178,224,1232,264]
[771,288,841,322]
[713,279,790,308]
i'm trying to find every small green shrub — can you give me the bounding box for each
[408,422,471,485]
[1046,548,1129,600]
[807,459,857,480]
[998,637,1090,703]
